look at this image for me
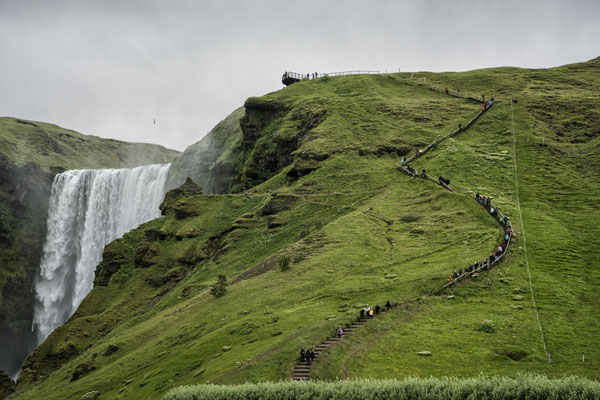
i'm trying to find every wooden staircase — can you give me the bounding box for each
[292,319,368,381]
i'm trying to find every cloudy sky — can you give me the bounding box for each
[1,0,599,151]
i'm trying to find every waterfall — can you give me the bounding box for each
[32,164,170,345]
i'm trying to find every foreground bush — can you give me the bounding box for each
[164,375,600,400]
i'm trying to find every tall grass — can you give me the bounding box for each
[164,375,600,400]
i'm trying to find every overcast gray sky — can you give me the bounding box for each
[1,0,599,151]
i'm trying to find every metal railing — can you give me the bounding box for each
[397,166,453,192]
[283,70,380,82]
[403,101,494,165]
[397,73,491,103]
[282,71,309,81]
[318,70,380,78]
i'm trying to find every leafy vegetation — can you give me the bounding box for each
[164,375,600,400]
[210,275,228,298]
[10,57,600,400]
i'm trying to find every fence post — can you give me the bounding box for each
[583,353,585,362]
[547,352,551,364]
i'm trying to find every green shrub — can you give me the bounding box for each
[278,255,291,271]
[298,228,311,240]
[400,214,421,223]
[149,274,164,288]
[477,319,495,333]
[210,274,227,298]
[163,375,600,400]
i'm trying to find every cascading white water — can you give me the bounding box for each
[32,164,170,345]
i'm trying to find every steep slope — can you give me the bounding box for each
[0,117,180,380]
[11,58,600,400]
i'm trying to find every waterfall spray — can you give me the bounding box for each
[32,164,170,345]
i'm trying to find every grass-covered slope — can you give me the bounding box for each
[11,58,600,400]
[312,59,600,380]
[0,117,180,379]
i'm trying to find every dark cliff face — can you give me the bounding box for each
[0,154,54,378]
[166,107,245,194]
[167,98,327,195]
[0,117,180,379]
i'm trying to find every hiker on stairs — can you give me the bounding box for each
[300,348,305,362]
[306,349,313,365]
[337,328,343,339]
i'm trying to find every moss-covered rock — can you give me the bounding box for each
[0,369,15,399]
[71,362,95,382]
[258,194,297,216]
[79,391,100,400]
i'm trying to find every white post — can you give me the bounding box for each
[583,353,585,362]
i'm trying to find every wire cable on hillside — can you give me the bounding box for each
[509,99,549,362]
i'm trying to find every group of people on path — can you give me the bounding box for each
[449,194,512,286]
[481,94,495,109]
[359,301,391,319]
[298,300,391,364]
[300,348,315,365]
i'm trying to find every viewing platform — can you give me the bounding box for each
[282,70,380,86]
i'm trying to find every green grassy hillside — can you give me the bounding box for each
[0,117,180,381]
[10,58,600,400]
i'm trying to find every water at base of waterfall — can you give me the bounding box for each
[32,164,170,346]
